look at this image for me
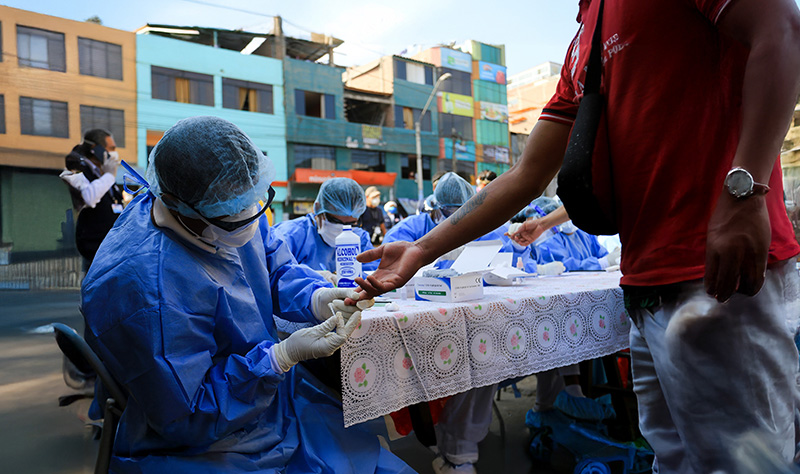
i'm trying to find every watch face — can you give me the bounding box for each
[726,169,753,197]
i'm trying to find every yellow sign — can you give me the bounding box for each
[361,125,383,145]
[441,92,474,117]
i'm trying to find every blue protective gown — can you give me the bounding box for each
[382,213,527,269]
[273,213,377,273]
[526,229,609,273]
[81,193,412,474]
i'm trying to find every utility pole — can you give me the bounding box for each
[273,16,285,60]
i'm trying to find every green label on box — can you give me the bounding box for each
[418,290,447,296]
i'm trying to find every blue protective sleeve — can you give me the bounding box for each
[263,219,331,323]
[358,228,378,271]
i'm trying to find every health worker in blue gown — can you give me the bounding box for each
[273,178,377,284]
[81,116,413,474]
[523,196,620,273]
[383,172,520,267]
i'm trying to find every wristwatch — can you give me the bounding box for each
[724,167,770,198]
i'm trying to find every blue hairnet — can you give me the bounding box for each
[146,116,275,219]
[313,178,366,218]
[530,196,560,216]
[434,172,475,208]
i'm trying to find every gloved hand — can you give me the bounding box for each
[272,311,361,372]
[537,261,566,276]
[607,247,621,267]
[316,270,339,286]
[312,287,374,322]
[100,152,119,177]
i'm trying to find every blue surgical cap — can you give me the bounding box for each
[434,172,475,208]
[314,178,366,218]
[530,196,560,216]
[146,116,275,219]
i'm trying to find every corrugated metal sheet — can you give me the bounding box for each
[0,256,83,290]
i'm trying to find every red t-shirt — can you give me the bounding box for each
[541,0,799,286]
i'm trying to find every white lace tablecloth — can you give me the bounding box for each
[340,271,629,427]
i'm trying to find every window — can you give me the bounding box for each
[401,155,432,180]
[351,150,385,172]
[295,90,335,119]
[0,95,5,134]
[394,105,431,132]
[294,144,336,170]
[480,44,502,65]
[223,78,273,114]
[80,105,125,147]
[151,66,214,106]
[439,68,472,96]
[439,113,473,141]
[17,26,66,72]
[19,97,69,137]
[78,37,123,80]
[394,59,433,85]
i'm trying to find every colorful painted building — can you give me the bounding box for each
[507,62,561,135]
[413,41,511,182]
[135,25,291,220]
[0,5,137,262]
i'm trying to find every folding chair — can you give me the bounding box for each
[52,323,127,474]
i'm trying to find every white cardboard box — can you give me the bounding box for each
[415,240,503,303]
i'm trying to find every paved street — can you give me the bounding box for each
[0,290,547,473]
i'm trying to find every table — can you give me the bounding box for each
[340,272,629,428]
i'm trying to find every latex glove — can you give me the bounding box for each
[606,247,621,267]
[312,287,374,322]
[272,311,361,372]
[100,151,119,177]
[316,270,339,286]
[537,261,566,276]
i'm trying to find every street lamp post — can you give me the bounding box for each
[415,72,451,202]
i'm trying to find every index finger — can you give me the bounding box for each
[357,247,383,263]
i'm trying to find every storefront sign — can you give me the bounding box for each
[479,102,509,123]
[442,138,476,162]
[440,92,474,117]
[440,48,472,73]
[482,145,510,164]
[478,61,507,85]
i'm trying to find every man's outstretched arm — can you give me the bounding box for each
[356,120,571,296]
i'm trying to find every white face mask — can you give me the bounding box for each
[559,220,578,235]
[371,197,381,207]
[318,219,345,247]
[107,151,120,162]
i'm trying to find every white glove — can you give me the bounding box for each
[507,222,523,236]
[272,312,361,372]
[537,261,566,276]
[100,152,119,177]
[312,287,374,322]
[316,270,339,286]
[607,247,621,267]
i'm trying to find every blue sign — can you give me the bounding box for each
[478,61,507,85]
[440,48,472,73]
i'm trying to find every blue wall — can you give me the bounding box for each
[136,34,288,218]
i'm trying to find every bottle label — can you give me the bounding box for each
[336,244,361,282]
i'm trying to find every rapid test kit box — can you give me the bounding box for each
[414,240,503,303]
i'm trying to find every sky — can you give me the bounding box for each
[2,0,585,76]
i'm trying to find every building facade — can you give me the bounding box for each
[507,62,561,135]
[0,5,137,262]
[135,27,289,220]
